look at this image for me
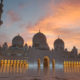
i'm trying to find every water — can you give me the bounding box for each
[0,63,80,80]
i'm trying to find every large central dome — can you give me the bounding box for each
[12,35,24,48]
[33,32,46,43]
[32,31,49,50]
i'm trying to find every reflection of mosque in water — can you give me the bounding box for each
[0,31,80,63]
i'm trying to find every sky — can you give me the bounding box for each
[0,0,80,52]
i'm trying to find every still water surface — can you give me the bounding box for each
[0,63,80,80]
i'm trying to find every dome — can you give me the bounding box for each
[3,42,8,49]
[54,38,64,51]
[12,35,24,48]
[72,46,78,55]
[33,32,46,43]
[32,31,49,50]
[54,38,64,45]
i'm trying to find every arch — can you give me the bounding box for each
[43,56,50,68]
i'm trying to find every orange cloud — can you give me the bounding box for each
[26,0,80,52]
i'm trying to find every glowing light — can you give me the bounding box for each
[0,59,28,73]
[64,61,80,72]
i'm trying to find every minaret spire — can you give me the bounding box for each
[39,29,40,33]
[1,0,3,4]
[0,0,3,25]
[58,35,60,39]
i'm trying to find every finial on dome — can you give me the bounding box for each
[58,35,60,39]
[18,33,20,36]
[39,29,40,33]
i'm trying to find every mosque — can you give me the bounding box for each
[0,31,80,63]
[0,0,80,63]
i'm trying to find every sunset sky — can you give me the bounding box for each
[0,0,80,52]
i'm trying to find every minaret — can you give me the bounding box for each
[0,0,3,25]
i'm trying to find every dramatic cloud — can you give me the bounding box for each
[4,10,21,27]
[62,0,80,6]
[7,10,21,22]
[1,0,80,52]
[25,0,80,52]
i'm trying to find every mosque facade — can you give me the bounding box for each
[0,31,80,63]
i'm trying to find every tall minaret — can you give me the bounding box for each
[0,0,3,25]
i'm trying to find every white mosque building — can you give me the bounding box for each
[0,31,80,63]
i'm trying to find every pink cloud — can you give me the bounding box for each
[7,10,21,22]
[4,10,21,27]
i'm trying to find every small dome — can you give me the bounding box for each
[32,31,49,50]
[12,35,24,48]
[3,42,8,49]
[72,46,78,54]
[54,38,64,51]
